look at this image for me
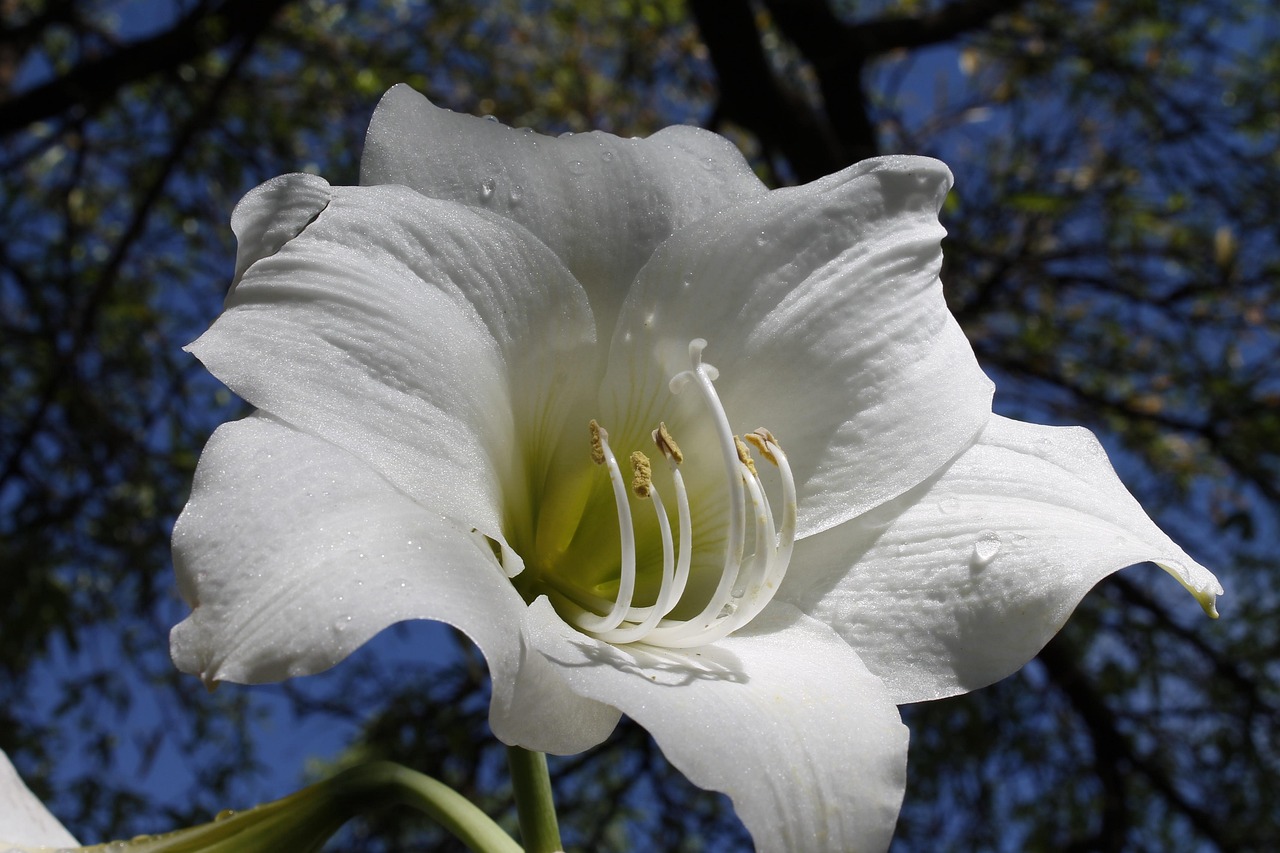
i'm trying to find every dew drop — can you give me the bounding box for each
[479,177,496,202]
[971,530,1001,569]
[482,114,500,123]
[681,273,693,288]
[601,149,615,162]
[508,183,523,205]
[568,159,587,175]
[938,498,960,514]
[215,809,236,822]
[755,230,767,246]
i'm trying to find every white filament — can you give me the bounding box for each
[569,425,637,634]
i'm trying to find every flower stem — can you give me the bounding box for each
[506,746,563,853]
[368,762,524,853]
[76,761,522,853]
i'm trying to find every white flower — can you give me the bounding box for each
[171,85,1221,852]
[0,749,78,850]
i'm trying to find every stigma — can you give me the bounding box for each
[559,340,797,648]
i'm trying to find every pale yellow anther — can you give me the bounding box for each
[630,451,653,498]
[588,419,607,465]
[745,428,780,466]
[652,421,684,464]
[734,436,758,477]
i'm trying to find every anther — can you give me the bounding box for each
[630,451,652,498]
[652,422,683,464]
[588,419,606,465]
[734,436,758,477]
[744,428,778,465]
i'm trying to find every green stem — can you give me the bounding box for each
[77,761,523,853]
[507,746,563,853]
[367,762,524,853]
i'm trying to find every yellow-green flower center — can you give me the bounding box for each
[510,340,796,647]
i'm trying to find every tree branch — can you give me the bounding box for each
[762,0,877,163]
[689,0,846,182]
[0,13,271,492]
[1039,633,1226,848]
[851,0,1026,57]
[0,0,292,136]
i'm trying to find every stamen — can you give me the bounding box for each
[594,474,676,643]
[570,420,636,634]
[656,425,693,610]
[563,346,796,648]
[647,340,749,647]
[721,430,797,633]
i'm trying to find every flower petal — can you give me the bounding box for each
[171,415,619,755]
[188,177,599,560]
[525,598,908,853]
[0,749,78,847]
[781,415,1223,704]
[229,172,331,288]
[605,156,993,537]
[359,84,766,333]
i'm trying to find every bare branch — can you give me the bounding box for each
[0,0,292,136]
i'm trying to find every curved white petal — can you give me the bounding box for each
[781,415,1223,704]
[171,415,619,755]
[229,172,331,288]
[359,85,767,333]
[603,156,993,538]
[188,178,599,557]
[525,598,908,853]
[0,750,77,848]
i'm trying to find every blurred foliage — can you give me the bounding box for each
[0,0,1275,850]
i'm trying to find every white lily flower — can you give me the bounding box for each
[1,749,78,850]
[171,85,1222,852]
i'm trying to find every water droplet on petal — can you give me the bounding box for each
[479,177,496,202]
[568,159,587,175]
[601,149,615,162]
[508,184,523,205]
[938,498,959,514]
[755,230,767,246]
[482,114,500,123]
[971,530,1001,569]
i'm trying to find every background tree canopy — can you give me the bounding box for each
[2,0,1276,850]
